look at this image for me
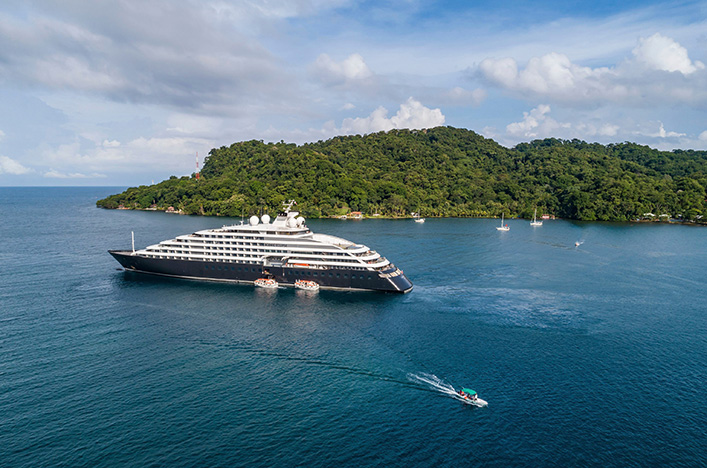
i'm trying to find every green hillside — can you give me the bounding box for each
[97,126,707,222]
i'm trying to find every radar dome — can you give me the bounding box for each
[249,215,259,226]
[286,217,297,228]
[296,216,305,227]
[261,214,271,224]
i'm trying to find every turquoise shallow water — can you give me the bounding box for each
[1,187,706,467]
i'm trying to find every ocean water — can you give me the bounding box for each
[1,187,705,467]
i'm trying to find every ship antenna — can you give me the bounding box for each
[195,152,200,180]
[283,199,296,214]
[131,231,135,254]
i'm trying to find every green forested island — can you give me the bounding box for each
[97,126,707,222]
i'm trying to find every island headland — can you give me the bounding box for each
[97,126,706,224]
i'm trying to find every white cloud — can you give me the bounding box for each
[495,105,707,150]
[0,6,289,113]
[339,97,444,134]
[341,103,356,110]
[0,155,33,175]
[502,105,623,143]
[441,87,486,106]
[44,170,106,179]
[639,122,685,139]
[33,135,214,176]
[506,105,570,138]
[631,33,705,74]
[479,53,623,101]
[313,53,374,85]
[575,122,620,137]
[478,34,706,106]
[166,114,225,136]
[0,129,5,141]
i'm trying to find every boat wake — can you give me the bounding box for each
[407,372,488,407]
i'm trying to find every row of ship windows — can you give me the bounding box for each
[166,245,347,255]
[196,232,307,239]
[146,255,374,272]
[180,236,307,244]
[151,251,366,264]
[148,255,259,264]
[287,270,373,280]
[204,264,373,280]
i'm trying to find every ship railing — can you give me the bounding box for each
[378,269,403,279]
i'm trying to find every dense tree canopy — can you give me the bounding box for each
[97,127,707,222]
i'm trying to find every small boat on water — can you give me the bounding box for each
[457,388,488,407]
[294,279,319,291]
[530,208,543,226]
[254,278,278,289]
[412,211,425,223]
[496,213,510,231]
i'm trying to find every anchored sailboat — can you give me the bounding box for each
[530,208,543,226]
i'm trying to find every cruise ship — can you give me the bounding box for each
[109,201,413,293]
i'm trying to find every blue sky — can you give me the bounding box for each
[1,0,706,186]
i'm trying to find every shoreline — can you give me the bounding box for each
[104,206,706,226]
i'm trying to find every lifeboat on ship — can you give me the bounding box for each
[254,278,278,289]
[294,279,319,291]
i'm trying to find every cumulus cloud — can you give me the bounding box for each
[638,122,686,139]
[0,155,33,175]
[631,33,705,74]
[313,53,374,85]
[478,33,706,106]
[495,105,704,150]
[479,53,624,102]
[339,97,444,134]
[502,105,621,142]
[506,105,570,138]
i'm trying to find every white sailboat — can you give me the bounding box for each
[530,208,543,226]
[496,213,510,231]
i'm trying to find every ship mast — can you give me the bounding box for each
[282,199,297,214]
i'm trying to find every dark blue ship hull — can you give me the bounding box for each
[109,251,413,293]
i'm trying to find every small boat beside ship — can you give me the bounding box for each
[294,279,319,291]
[254,278,278,289]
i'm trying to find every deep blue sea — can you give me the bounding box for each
[1,187,705,467]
